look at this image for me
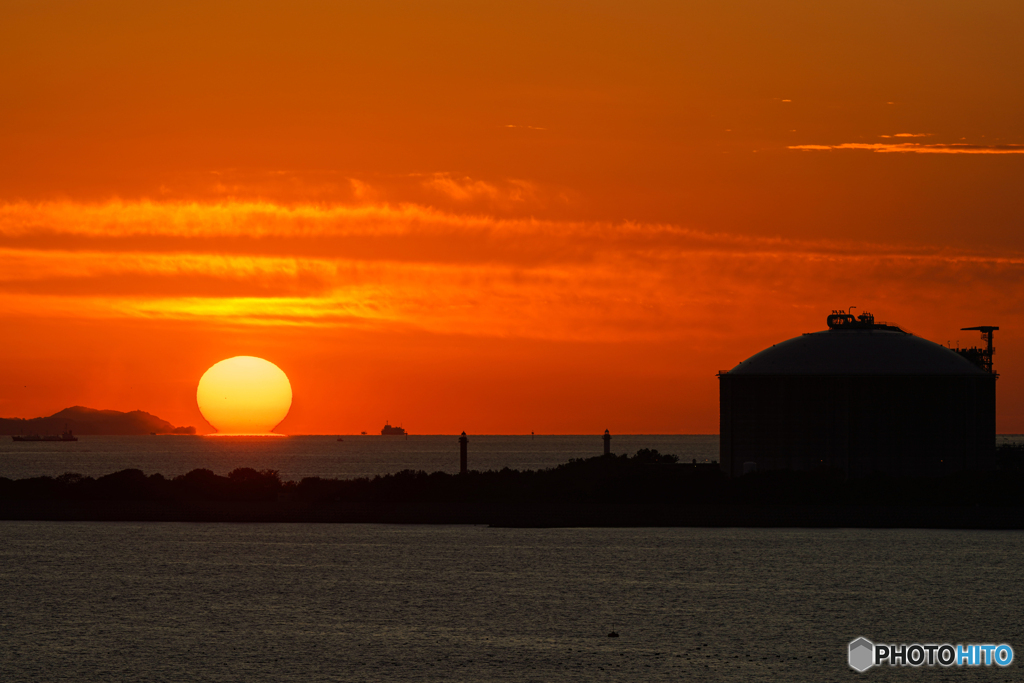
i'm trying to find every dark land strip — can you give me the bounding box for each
[6,500,1024,529]
[4,447,1024,528]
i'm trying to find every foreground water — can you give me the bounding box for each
[2,523,1022,682]
[0,434,718,481]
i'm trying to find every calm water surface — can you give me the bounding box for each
[2,523,1023,682]
[3,434,1021,482]
[0,434,718,481]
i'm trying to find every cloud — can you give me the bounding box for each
[3,199,1023,271]
[0,248,339,298]
[348,178,379,202]
[790,142,1024,154]
[2,199,1024,345]
[879,133,931,138]
[421,173,503,202]
[419,173,539,205]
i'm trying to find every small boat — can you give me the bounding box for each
[360,431,367,435]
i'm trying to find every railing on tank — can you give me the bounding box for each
[827,309,909,334]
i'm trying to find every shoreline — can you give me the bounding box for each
[5,500,1024,529]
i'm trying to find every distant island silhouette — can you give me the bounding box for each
[3,446,1024,528]
[0,406,196,436]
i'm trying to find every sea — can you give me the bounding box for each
[0,434,719,481]
[1,433,1021,482]
[3,523,1024,682]
[4,436,1024,682]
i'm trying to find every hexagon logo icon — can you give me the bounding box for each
[849,637,874,672]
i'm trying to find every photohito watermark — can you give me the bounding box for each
[849,638,1013,672]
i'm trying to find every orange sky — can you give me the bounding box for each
[2,1,1023,434]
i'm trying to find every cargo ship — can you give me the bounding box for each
[12,429,78,442]
[380,422,406,436]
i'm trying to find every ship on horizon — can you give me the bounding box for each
[381,422,406,436]
[12,428,78,442]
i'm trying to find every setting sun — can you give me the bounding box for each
[196,356,292,435]
[1,2,1023,434]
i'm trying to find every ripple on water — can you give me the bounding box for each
[2,523,1022,682]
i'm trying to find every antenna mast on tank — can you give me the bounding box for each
[960,326,999,374]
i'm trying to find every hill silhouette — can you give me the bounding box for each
[0,406,195,436]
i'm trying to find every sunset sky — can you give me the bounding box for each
[2,1,1023,434]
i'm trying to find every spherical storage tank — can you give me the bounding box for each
[718,312,997,477]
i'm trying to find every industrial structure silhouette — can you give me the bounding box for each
[719,311,998,477]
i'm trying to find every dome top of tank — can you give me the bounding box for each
[726,311,989,376]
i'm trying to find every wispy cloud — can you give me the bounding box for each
[420,173,539,204]
[2,199,1024,344]
[790,142,1024,154]
[422,173,502,202]
[878,133,932,139]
